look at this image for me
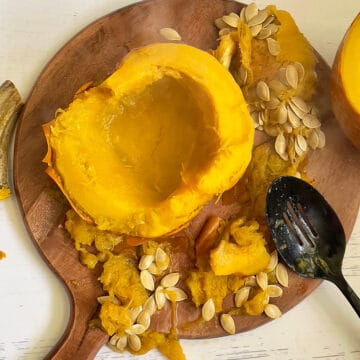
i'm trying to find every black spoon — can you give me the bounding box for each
[265,176,360,317]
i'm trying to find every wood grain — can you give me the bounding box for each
[12,0,360,359]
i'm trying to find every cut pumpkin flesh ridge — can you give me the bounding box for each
[338,15,360,115]
[332,14,360,150]
[43,43,254,238]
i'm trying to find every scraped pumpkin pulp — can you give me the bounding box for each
[43,43,254,238]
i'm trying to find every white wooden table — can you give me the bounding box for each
[0,1,359,359]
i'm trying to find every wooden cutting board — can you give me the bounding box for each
[13,0,360,359]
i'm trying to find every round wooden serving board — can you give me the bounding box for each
[13,0,360,359]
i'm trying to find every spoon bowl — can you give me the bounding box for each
[266,176,360,317]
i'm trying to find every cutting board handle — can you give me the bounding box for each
[28,226,109,360]
[46,300,108,360]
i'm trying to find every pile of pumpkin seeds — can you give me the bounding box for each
[214,2,326,160]
[249,64,326,160]
[106,246,187,353]
[215,2,280,56]
[98,295,151,352]
[139,246,188,311]
[201,250,288,335]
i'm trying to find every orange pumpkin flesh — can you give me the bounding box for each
[331,13,360,150]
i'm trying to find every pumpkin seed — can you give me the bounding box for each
[215,17,227,29]
[265,23,279,35]
[264,303,282,319]
[294,140,303,156]
[128,334,142,352]
[287,107,301,128]
[218,28,231,37]
[155,286,167,310]
[239,65,248,85]
[267,284,283,298]
[239,7,246,23]
[276,103,288,124]
[202,298,216,321]
[307,129,319,149]
[115,335,128,351]
[278,147,289,161]
[277,67,288,85]
[245,3,258,22]
[275,263,289,287]
[129,306,143,323]
[265,251,278,272]
[229,12,240,19]
[268,79,288,94]
[296,134,308,152]
[258,111,266,126]
[315,128,326,148]
[266,95,281,110]
[155,248,170,269]
[256,81,270,101]
[235,286,250,307]
[109,334,119,346]
[220,314,236,335]
[143,295,157,315]
[160,27,182,41]
[256,27,272,40]
[264,16,276,28]
[140,270,155,291]
[247,9,268,27]
[291,96,311,114]
[244,275,257,287]
[302,113,321,129]
[288,100,307,119]
[286,64,299,89]
[161,272,180,288]
[165,287,188,302]
[267,38,280,56]
[256,272,268,290]
[250,24,262,37]
[138,254,154,271]
[294,61,305,83]
[125,324,146,335]
[275,132,286,156]
[97,295,119,305]
[148,262,162,276]
[222,14,238,28]
[136,310,151,329]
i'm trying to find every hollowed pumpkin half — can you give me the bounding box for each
[43,43,254,237]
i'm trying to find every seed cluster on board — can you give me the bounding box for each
[214,2,326,160]
[105,246,187,352]
[200,250,288,335]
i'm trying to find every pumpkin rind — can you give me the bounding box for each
[331,13,360,150]
[43,43,254,237]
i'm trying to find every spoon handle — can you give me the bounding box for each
[332,274,360,317]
